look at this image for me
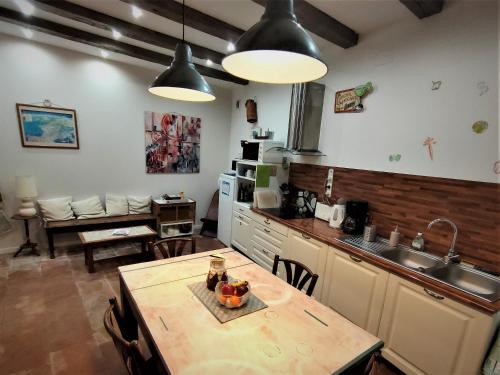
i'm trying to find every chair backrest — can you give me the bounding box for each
[272,254,319,297]
[103,298,151,375]
[149,237,196,259]
[205,190,219,221]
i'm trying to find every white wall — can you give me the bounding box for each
[0,34,232,252]
[228,0,499,183]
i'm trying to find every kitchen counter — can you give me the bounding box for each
[252,207,500,314]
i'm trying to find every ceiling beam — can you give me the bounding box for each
[119,0,244,42]
[0,7,248,85]
[400,0,444,19]
[31,0,225,64]
[251,0,358,48]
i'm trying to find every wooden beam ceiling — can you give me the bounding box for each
[251,0,358,48]
[400,0,444,19]
[31,0,225,64]
[123,0,358,49]
[119,0,244,42]
[0,7,248,85]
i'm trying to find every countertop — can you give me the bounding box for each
[252,207,500,314]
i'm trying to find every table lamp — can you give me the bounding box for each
[16,176,37,216]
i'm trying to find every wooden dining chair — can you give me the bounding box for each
[103,298,158,375]
[272,254,319,297]
[148,237,196,259]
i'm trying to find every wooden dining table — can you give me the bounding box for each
[118,249,383,375]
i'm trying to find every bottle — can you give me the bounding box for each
[389,225,400,248]
[412,232,425,251]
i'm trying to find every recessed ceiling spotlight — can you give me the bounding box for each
[206,59,213,66]
[112,29,122,40]
[131,5,143,19]
[100,49,109,58]
[15,0,35,16]
[227,42,235,52]
[21,28,33,39]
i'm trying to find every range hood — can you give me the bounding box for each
[286,82,325,155]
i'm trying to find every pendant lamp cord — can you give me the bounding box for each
[182,0,185,42]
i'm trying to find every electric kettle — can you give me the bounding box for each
[329,204,346,229]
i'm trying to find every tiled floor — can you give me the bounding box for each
[0,236,225,375]
[0,237,401,375]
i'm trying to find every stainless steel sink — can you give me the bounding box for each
[336,235,500,302]
[427,265,500,302]
[380,248,445,271]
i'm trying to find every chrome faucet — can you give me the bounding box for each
[427,218,460,263]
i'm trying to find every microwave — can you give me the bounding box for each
[241,140,284,163]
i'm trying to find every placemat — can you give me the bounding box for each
[188,281,268,323]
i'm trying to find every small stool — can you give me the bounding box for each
[11,214,40,257]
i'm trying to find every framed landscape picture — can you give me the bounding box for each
[16,103,79,149]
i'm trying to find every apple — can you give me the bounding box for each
[234,281,249,297]
[220,283,235,296]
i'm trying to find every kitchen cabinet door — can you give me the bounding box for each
[323,247,389,335]
[286,229,328,301]
[231,211,252,257]
[378,274,495,375]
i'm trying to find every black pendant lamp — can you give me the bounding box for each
[222,0,327,84]
[149,1,215,101]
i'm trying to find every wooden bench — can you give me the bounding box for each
[44,214,157,258]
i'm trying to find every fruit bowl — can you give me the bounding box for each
[215,280,251,309]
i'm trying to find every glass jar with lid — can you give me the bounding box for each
[206,256,228,291]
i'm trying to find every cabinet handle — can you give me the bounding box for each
[301,233,311,240]
[424,288,444,300]
[349,255,362,263]
[238,215,244,220]
[239,208,244,212]
[264,228,271,233]
[262,249,269,256]
[264,218,271,224]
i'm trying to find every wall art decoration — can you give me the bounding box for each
[423,137,437,160]
[477,81,489,96]
[389,154,402,162]
[431,81,442,90]
[334,82,373,113]
[16,103,79,149]
[145,111,201,174]
[472,121,488,134]
[494,161,500,175]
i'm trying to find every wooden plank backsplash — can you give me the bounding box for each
[289,163,500,272]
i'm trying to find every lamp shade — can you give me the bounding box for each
[149,43,216,102]
[15,176,37,198]
[221,0,328,84]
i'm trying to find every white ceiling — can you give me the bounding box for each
[0,0,424,88]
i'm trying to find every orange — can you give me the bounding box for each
[230,295,241,306]
[218,295,227,305]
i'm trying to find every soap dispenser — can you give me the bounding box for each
[389,225,400,248]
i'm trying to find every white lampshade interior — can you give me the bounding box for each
[16,176,38,198]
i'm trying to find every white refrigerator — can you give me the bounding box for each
[217,173,237,246]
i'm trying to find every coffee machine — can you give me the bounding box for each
[341,200,369,234]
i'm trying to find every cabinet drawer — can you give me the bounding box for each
[233,202,254,219]
[253,214,288,236]
[232,210,251,224]
[252,223,286,256]
[252,241,275,267]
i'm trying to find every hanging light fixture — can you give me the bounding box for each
[149,0,215,101]
[222,0,327,84]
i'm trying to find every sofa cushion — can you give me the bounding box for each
[128,195,151,214]
[71,196,106,219]
[38,197,75,221]
[105,194,128,216]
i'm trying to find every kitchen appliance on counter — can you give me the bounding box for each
[240,140,284,163]
[329,203,346,229]
[341,200,368,235]
[217,173,237,246]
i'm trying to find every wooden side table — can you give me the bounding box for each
[11,214,40,257]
